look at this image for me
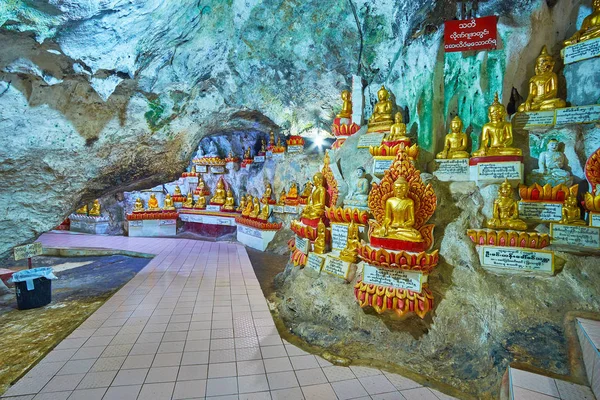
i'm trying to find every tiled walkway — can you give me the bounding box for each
[2,233,457,400]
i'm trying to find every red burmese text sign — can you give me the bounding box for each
[444,16,498,52]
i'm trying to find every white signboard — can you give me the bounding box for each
[285,205,299,214]
[433,158,470,181]
[518,202,563,221]
[323,256,352,280]
[266,151,273,158]
[373,159,393,176]
[272,205,285,213]
[295,235,309,254]
[513,110,556,129]
[357,133,385,149]
[306,253,325,274]
[272,153,285,161]
[14,242,43,261]
[288,145,304,153]
[477,161,522,180]
[196,165,208,173]
[479,245,554,273]
[550,223,600,249]
[210,166,226,174]
[563,37,600,64]
[362,264,424,292]
[590,213,600,228]
[330,223,349,250]
[555,105,600,125]
[206,205,222,212]
[253,156,265,163]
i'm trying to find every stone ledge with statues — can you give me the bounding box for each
[517,183,577,223]
[331,90,361,149]
[466,229,550,249]
[69,202,110,235]
[193,156,226,166]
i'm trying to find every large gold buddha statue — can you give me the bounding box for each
[163,194,176,211]
[373,177,423,242]
[367,86,394,133]
[339,221,360,263]
[222,189,235,211]
[147,194,161,211]
[386,112,409,142]
[89,200,101,216]
[313,219,327,254]
[211,179,227,205]
[336,90,352,119]
[564,0,600,45]
[76,204,88,215]
[472,93,522,157]
[436,116,470,159]
[518,46,566,112]
[133,198,144,212]
[487,179,528,231]
[250,197,261,218]
[301,172,327,220]
[559,193,586,225]
[183,193,194,208]
[258,203,270,221]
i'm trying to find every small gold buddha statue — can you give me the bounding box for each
[75,204,88,215]
[258,202,270,221]
[89,200,101,216]
[287,182,299,199]
[301,173,327,220]
[174,185,182,196]
[249,197,261,218]
[339,221,360,263]
[260,139,266,153]
[183,193,194,208]
[559,193,586,225]
[487,179,527,231]
[242,195,253,216]
[564,0,600,45]
[261,183,273,204]
[584,184,600,212]
[386,112,409,142]
[237,194,246,212]
[367,86,394,133]
[147,194,161,211]
[211,179,227,205]
[163,194,176,211]
[278,189,287,205]
[436,116,470,159]
[133,198,144,212]
[197,176,207,194]
[336,90,352,119]
[222,189,235,211]
[244,146,252,160]
[194,196,206,209]
[518,46,566,112]
[301,181,313,198]
[269,131,276,146]
[472,93,522,157]
[313,219,327,254]
[190,165,197,175]
[373,177,423,242]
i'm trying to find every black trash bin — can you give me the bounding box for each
[15,277,52,310]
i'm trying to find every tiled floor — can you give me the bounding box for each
[577,318,600,400]
[1,233,458,400]
[509,368,596,400]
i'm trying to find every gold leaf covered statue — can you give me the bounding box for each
[163,194,175,211]
[269,131,276,146]
[301,181,314,198]
[339,221,360,263]
[336,90,352,119]
[261,183,273,204]
[183,193,194,208]
[89,200,101,216]
[584,185,600,212]
[278,189,287,205]
[237,194,246,213]
[472,93,522,157]
[249,197,261,218]
[174,186,182,196]
[242,195,254,216]
[559,193,586,225]
[211,178,227,205]
[367,86,394,133]
[133,198,144,212]
[436,116,470,159]
[196,176,209,195]
[244,146,252,160]
[258,202,270,221]
[147,194,161,211]
[194,195,206,209]
[373,177,423,242]
[313,219,327,254]
[487,179,527,231]
[287,182,299,200]
[564,0,600,45]
[260,139,266,153]
[76,204,88,215]
[386,112,409,142]
[222,189,235,211]
[517,46,566,112]
[301,173,327,220]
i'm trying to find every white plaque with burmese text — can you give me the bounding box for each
[272,205,284,213]
[357,133,385,149]
[295,235,309,254]
[362,264,424,292]
[590,213,600,228]
[476,161,522,180]
[555,105,600,125]
[433,159,470,181]
[512,111,556,129]
[563,37,600,64]
[206,205,221,212]
[330,223,349,250]
[518,201,563,222]
[196,165,208,173]
[306,253,325,274]
[323,256,352,280]
[550,223,600,249]
[210,166,226,174]
[272,153,285,161]
[266,151,273,158]
[254,156,265,163]
[284,205,298,214]
[478,246,554,273]
[288,145,304,153]
[373,158,393,176]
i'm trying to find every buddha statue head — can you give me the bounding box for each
[535,46,555,75]
[217,179,224,190]
[175,185,182,195]
[394,112,402,124]
[488,93,506,122]
[341,89,351,102]
[450,116,463,133]
[393,176,409,199]
[191,165,196,174]
[547,139,559,152]
[377,86,389,102]
[356,166,366,179]
[498,178,513,198]
[227,189,233,197]
[313,172,324,187]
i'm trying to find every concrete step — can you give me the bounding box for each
[577,318,600,399]
[508,367,596,399]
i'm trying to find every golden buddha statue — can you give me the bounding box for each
[564,0,600,45]
[190,165,197,174]
[197,176,207,194]
[287,182,299,199]
[183,193,194,208]
[174,185,182,196]
[278,189,287,205]
[386,112,409,142]
[249,197,261,218]
[584,185,600,212]
[301,181,313,198]
[260,139,266,153]
[367,86,394,133]
[258,202,270,221]
[517,46,566,112]
[163,194,176,211]
[147,194,161,211]
[244,146,252,159]
[436,116,470,159]
[373,177,423,242]
[89,200,101,216]
[313,219,327,254]
[211,179,227,205]
[237,194,246,212]
[222,189,235,211]
[559,194,586,225]
[261,183,273,204]
[76,204,88,215]
[242,195,253,216]
[339,221,360,263]
[487,179,528,231]
[194,196,206,209]
[277,137,283,148]
[336,90,352,119]
[269,131,276,146]
[133,198,144,212]
[301,172,327,220]
[472,93,522,157]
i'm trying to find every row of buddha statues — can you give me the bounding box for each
[75,200,102,216]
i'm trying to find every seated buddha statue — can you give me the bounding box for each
[261,183,273,204]
[313,219,327,254]
[367,86,394,133]
[76,204,88,215]
[336,90,352,119]
[339,221,360,263]
[386,112,409,143]
[147,194,161,211]
[258,203,270,221]
[250,197,261,218]
[242,195,254,217]
[518,46,566,112]
[194,195,206,209]
[436,116,470,159]
[174,185,182,197]
[584,184,600,212]
[287,182,299,199]
[133,198,144,212]
[487,179,527,231]
[301,181,313,198]
[373,177,423,242]
[528,139,573,186]
[301,173,327,220]
[244,146,252,160]
[344,167,370,208]
[89,200,101,216]
[163,194,176,211]
[222,189,235,211]
[559,193,586,225]
[472,93,522,157]
[564,0,600,45]
[278,189,287,205]
[183,193,194,208]
[211,179,227,205]
[197,177,207,194]
[260,139,267,154]
[269,131,276,146]
[237,194,246,213]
